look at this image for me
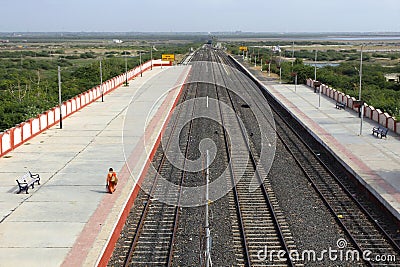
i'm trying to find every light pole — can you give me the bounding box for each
[291,41,295,72]
[58,66,62,129]
[359,45,364,135]
[139,51,142,77]
[268,47,272,77]
[124,51,128,86]
[204,150,211,267]
[150,45,153,70]
[314,50,322,108]
[279,50,282,84]
[314,49,318,81]
[292,72,297,92]
[100,59,103,102]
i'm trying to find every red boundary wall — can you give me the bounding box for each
[307,79,399,135]
[0,60,172,158]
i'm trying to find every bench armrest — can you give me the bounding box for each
[29,172,40,179]
[16,179,28,186]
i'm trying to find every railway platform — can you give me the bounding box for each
[0,64,191,267]
[236,58,400,222]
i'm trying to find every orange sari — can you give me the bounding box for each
[107,172,117,193]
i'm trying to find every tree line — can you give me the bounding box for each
[228,44,400,118]
[0,43,197,132]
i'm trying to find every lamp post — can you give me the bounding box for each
[292,72,297,92]
[268,46,272,77]
[204,150,211,267]
[359,45,363,135]
[139,51,142,77]
[314,49,318,81]
[124,51,128,86]
[58,66,62,129]
[100,59,103,102]
[279,50,282,84]
[291,41,295,72]
[314,50,322,108]
[150,45,153,70]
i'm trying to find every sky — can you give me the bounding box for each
[0,0,399,33]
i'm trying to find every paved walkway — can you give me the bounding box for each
[0,65,191,267]
[237,58,400,221]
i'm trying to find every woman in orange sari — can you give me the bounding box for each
[106,168,118,194]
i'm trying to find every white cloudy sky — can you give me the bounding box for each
[0,0,399,32]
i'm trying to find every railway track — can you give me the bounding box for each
[269,95,400,266]
[120,72,201,266]
[220,50,400,266]
[109,45,398,266]
[207,48,298,266]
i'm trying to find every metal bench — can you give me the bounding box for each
[16,171,41,194]
[372,126,388,139]
[335,101,346,110]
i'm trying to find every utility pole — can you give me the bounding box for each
[124,51,128,86]
[150,45,153,70]
[268,47,272,77]
[204,150,212,267]
[139,51,142,77]
[58,66,62,129]
[359,45,364,135]
[291,41,295,72]
[314,49,318,81]
[279,50,282,84]
[100,59,103,102]
[314,50,322,108]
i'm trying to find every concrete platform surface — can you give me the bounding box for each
[237,59,400,221]
[0,65,190,267]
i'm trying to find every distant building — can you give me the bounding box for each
[272,45,281,53]
[384,73,400,83]
[113,39,123,44]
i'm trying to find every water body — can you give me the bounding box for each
[322,36,400,41]
[304,62,340,68]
